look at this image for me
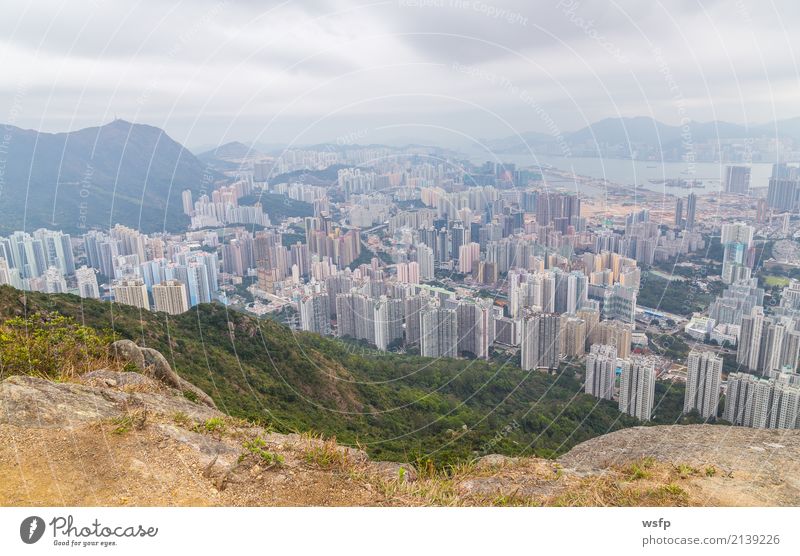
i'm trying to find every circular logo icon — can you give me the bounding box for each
[20,516,46,544]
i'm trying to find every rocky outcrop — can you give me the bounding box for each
[0,372,219,429]
[559,425,800,506]
[453,426,800,506]
[2,355,800,506]
[111,340,217,409]
[0,361,416,506]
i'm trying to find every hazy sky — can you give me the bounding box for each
[2,0,799,150]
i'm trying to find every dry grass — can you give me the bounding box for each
[301,433,354,470]
[366,460,477,506]
[172,411,194,428]
[360,456,705,507]
[106,408,148,435]
[547,459,694,507]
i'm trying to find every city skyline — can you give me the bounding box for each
[3,0,800,520]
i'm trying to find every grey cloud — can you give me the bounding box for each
[1,0,798,146]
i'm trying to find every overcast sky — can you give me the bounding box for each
[2,0,799,150]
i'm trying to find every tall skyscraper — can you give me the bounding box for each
[403,294,426,349]
[724,165,751,194]
[601,284,637,324]
[299,292,331,335]
[152,279,190,315]
[685,192,697,231]
[684,350,722,419]
[113,278,150,310]
[767,178,799,213]
[0,257,22,289]
[721,222,754,284]
[619,359,655,421]
[559,315,587,357]
[75,265,100,299]
[182,189,194,216]
[585,344,618,401]
[458,242,480,274]
[373,296,404,351]
[420,305,458,358]
[415,243,434,281]
[737,306,766,372]
[520,312,561,371]
[674,197,684,228]
[454,297,495,359]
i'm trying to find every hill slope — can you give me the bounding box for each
[0,120,218,234]
[2,369,797,506]
[198,141,261,162]
[0,286,672,465]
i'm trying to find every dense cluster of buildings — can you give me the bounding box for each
[289,182,657,373]
[680,273,800,429]
[2,148,799,433]
[184,180,271,229]
[583,343,657,420]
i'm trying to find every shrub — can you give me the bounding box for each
[0,312,114,380]
[303,435,349,469]
[240,437,284,466]
[203,417,227,436]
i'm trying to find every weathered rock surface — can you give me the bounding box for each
[0,375,122,428]
[80,369,164,391]
[559,425,800,506]
[560,425,800,473]
[368,461,418,483]
[474,454,518,470]
[0,373,219,429]
[110,339,145,370]
[112,340,216,409]
[3,355,800,506]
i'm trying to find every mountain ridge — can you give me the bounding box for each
[0,119,221,234]
[485,115,800,154]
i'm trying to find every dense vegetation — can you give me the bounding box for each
[0,286,694,466]
[269,164,346,186]
[238,193,314,220]
[637,271,720,316]
[0,312,116,380]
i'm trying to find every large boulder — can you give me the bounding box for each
[139,347,183,389]
[111,341,217,409]
[110,339,146,370]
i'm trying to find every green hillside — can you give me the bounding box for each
[0,286,690,466]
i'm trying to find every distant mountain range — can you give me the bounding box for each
[485,116,800,155]
[197,141,264,172]
[0,119,219,235]
[198,141,262,162]
[4,115,797,238]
